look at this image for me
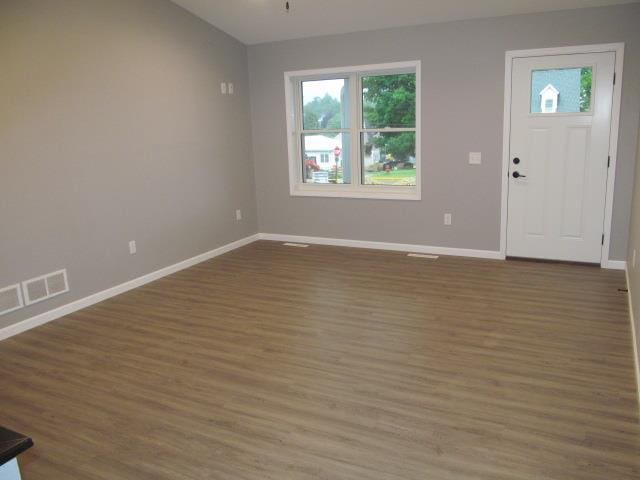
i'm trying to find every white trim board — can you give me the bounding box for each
[604,260,627,270]
[261,234,625,267]
[0,233,505,342]
[1,231,625,342]
[624,268,640,413]
[499,43,625,269]
[258,233,503,259]
[0,234,260,342]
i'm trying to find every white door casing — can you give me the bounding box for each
[505,50,617,263]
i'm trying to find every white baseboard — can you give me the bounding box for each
[625,268,640,412]
[0,234,260,342]
[258,233,504,260]
[604,260,627,270]
[1,231,629,343]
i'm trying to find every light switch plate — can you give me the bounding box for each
[220,82,227,94]
[469,152,482,165]
[228,83,234,95]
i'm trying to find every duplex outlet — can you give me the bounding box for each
[444,213,452,226]
[129,240,137,255]
[236,209,243,221]
[469,152,482,165]
[221,82,235,95]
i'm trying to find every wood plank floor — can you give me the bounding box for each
[1,240,639,479]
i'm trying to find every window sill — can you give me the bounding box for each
[290,185,421,201]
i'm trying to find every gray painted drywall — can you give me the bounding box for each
[248,4,640,259]
[626,122,640,375]
[0,0,257,329]
[2,2,639,333]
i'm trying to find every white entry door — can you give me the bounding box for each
[506,52,615,263]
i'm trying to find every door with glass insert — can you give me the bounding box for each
[506,52,615,263]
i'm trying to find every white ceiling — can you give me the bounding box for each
[170,0,638,45]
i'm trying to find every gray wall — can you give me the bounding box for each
[2,2,640,332]
[0,0,258,329]
[248,4,640,258]
[626,123,640,373]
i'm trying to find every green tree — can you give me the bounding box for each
[580,68,592,112]
[362,74,416,162]
[303,94,342,129]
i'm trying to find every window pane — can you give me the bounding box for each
[302,133,351,184]
[362,73,416,129]
[302,79,349,130]
[530,67,592,113]
[362,132,416,186]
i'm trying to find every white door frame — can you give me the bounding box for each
[499,43,625,268]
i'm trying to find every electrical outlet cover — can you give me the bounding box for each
[469,152,482,165]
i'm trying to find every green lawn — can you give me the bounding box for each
[365,168,416,185]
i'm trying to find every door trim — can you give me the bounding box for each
[499,43,625,268]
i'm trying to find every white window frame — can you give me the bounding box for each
[284,61,421,201]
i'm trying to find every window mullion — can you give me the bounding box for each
[294,80,302,133]
[294,79,304,184]
[350,72,361,188]
[361,128,416,133]
[300,129,350,134]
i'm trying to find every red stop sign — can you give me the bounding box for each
[333,146,342,157]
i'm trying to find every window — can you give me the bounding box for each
[285,61,420,200]
[531,67,593,114]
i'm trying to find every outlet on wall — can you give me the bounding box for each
[469,152,482,165]
[220,82,227,94]
[228,83,234,95]
[236,209,242,221]
[129,240,137,255]
[444,213,452,226]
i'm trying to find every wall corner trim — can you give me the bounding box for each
[0,234,260,342]
[624,267,640,413]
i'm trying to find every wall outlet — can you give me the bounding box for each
[633,249,637,269]
[235,209,242,221]
[129,240,137,255]
[469,152,482,165]
[220,82,227,94]
[228,83,234,95]
[444,213,452,226]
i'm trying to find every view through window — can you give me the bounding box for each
[286,62,420,199]
[531,67,593,114]
[362,73,416,186]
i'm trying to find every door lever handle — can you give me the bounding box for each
[512,171,526,179]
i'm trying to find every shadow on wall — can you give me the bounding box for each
[625,120,640,397]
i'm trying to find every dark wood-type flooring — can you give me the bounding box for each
[1,241,638,479]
